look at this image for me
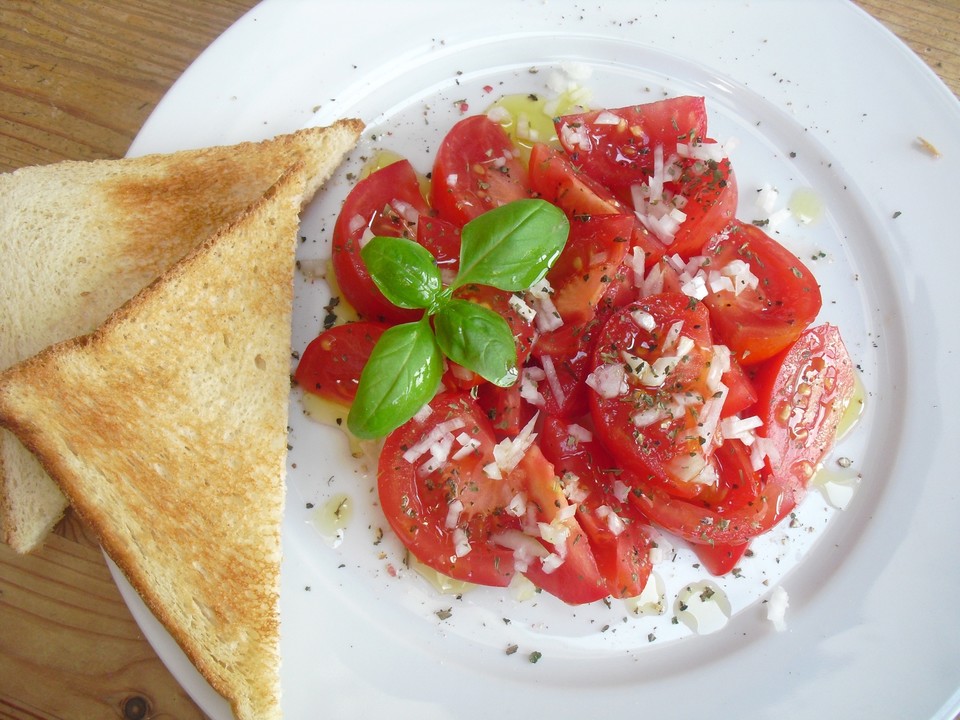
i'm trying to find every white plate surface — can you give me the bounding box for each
[109,1,960,718]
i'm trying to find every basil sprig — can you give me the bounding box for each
[347,199,569,439]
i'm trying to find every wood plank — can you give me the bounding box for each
[854,0,960,95]
[0,533,209,719]
[0,0,254,172]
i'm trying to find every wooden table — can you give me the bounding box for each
[1,1,957,718]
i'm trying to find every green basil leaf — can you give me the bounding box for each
[347,319,442,438]
[433,299,518,387]
[453,199,569,292]
[361,235,442,309]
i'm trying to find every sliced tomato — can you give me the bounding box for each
[588,294,722,493]
[720,355,758,418]
[752,323,857,520]
[378,393,516,587]
[430,115,532,226]
[540,416,653,598]
[554,96,708,198]
[294,321,388,404]
[662,154,737,258]
[627,437,775,545]
[628,326,856,544]
[691,542,749,576]
[378,393,605,603]
[416,214,461,275]
[531,311,610,421]
[331,159,429,323]
[528,142,666,268]
[475,380,525,438]
[547,213,634,326]
[516,443,609,604]
[700,221,822,365]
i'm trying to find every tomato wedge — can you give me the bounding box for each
[540,416,653,598]
[554,97,708,198]
[692,542,749,576]
[627,437,773,545]
[629,324,856,545]
[663,154,737,258]
[331,159,429,323]
[377,393,605,603]
[430,115,532,226]
[528,142,666,268]
[752,323,857,511]
[294,321,387,404]
[547,213,634,326]
[587,294,722,492]
[700,221,822,365]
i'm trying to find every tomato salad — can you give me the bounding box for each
[295,95,857,605]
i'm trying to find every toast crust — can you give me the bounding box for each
[0,143,356,719]
[0,118,364,553]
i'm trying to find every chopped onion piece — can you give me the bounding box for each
[506,492,528,517]
[452,527,471,557]
[540,355,566,408]
[586,363,629,398]
[593,110,622,125]
[508,294,536,322]
[631,310,657,332]
[402,418,467,464]
[566,423,593,443]
[445,499,464,530]
[767,585,789,632]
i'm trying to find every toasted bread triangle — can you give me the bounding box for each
[0,161,320,720]
[0,118,363,552]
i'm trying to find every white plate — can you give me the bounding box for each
[111,1,960,718]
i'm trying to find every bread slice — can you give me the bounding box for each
[0,118,363,553]
[0,157,326,720]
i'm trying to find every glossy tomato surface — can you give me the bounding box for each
[331,159,429,323]
[430,115,532,226]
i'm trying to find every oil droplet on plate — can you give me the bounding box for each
[813,466,860,510]
[788,187,824,225]
[624,571,665,616]
[407,552,474,596]
[313,493,352,547]
[675,580,731,634]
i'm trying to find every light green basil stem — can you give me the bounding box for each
[347,198,569,439]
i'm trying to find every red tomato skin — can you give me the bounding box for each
[629,325,856,544]
[539,416,653,598]
[331,159,428,323]
[548,213,634,326]
[752,324,857,523]
[378,393,605,603]
[514,444,609,605]
[527,142,666,269]
[294,322,388,404]
[416,214,461,274]
[475,380,525,438]
[700,221,823,366]
[588,294,717,488]
[721,356,758,418]
[378,393,517,587]
[554,97,708,197]
[430,115,532,226]
[627,437,774,545]
[692,542,749,576]
[665,156,738,259]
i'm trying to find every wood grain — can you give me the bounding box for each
[0,535,208,719]
[854,0,960,94]
[0,0,252,173]
[0,2,957,719]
